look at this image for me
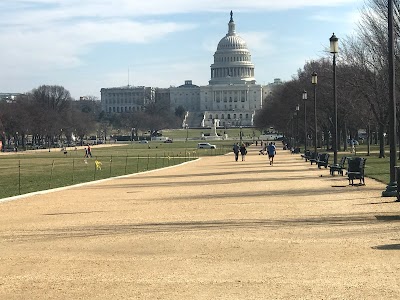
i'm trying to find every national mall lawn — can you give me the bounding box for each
[0,140,233,199]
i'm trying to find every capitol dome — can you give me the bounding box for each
[217,34,248,50]
[209,11,256,85]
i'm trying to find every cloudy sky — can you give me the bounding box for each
[0,0,365,99]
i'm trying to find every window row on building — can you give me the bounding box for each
[108,106,143,113]
[214,55,251,62]
[209,113,250,119]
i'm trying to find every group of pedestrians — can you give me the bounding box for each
[233,141,276,165]
[84,145,92,158]
[232,143,248,161]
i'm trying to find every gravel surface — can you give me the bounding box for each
[0,147,399,299]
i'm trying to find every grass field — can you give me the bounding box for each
[0,140,234,199]
[161,128,262,140]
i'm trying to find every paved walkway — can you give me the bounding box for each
[0,146,399,299]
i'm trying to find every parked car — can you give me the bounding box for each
[139,140,149,144]
[164,139,173,143]
[197,142,216,149]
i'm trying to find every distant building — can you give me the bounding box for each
[0,93,23,103]
[198,11,265,128]
[100,11,280,127]
[100,86,156,113]
[155,88,170,105]
[170,80,200,112]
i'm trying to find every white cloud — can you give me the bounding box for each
[0,0,363,96]
[0,20,194,73]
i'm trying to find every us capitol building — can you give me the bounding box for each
[101,12,280,128]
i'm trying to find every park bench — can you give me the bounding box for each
[316,153,330,168]
[347,157,367,185]
[301,150,311,159]
[309,152,319,165]
[329,156,347,176]
[293,147,301,154]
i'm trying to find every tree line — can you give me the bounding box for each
[254,0,400,158]
[0,85,183,150]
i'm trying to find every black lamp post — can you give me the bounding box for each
[312,72,318,154]
[302,90,308,152]
[330,33,339,165]
[295,104,300,148]
[291,114,295,148]
[383,0,397,197]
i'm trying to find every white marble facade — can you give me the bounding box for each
[199,11,264,128]
[101,11,275,128]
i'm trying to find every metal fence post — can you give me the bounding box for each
[18,160,21,195]
[72,158,75,184]
[94,159,97,180]
[125,155,128,175]
[396,166,400,202]
[109,155,112,177]
[50,160,55,189]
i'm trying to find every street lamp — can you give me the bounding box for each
[330,33,339,165]
[295,104,300,148]
[302,90,308,152]
[186,125,189,142]
[312,72,318,154]
[383,0,397,197]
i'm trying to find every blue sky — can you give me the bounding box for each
[0,0,364,99]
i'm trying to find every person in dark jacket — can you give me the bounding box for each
[232,143,240,161]
[239,143,247,161]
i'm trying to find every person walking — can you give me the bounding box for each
[267,142,276,165]
[232,143,240,162]
[239,143,247,161]
[87,144,92,157]
[259,142,267,155]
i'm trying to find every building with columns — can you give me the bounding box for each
[170,80,200,112]
[100,86,155,113]
[198,11,266,128]
[100,11,278,129]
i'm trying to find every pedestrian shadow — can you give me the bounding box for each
[375,215,400,221]
[372,244,400,250]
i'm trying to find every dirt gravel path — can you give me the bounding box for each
[0,147,399,299]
